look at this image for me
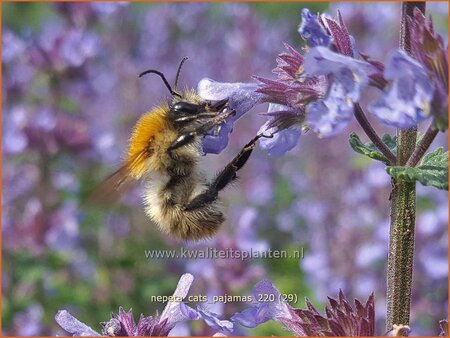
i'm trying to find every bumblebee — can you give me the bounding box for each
[92,58,266,241]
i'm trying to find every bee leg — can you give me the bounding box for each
[184,134,265,211]
[172,112,218,129]
[168,109,236,152]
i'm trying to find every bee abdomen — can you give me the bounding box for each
[143,174,225,241]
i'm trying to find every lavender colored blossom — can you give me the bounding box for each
[306,81,354,136]
[303,46,375,136]
[303,46,375,85]
[255,43,323,148]
[231,279,291,328]
[298,8,355,57]
[232,280,375,336]
[56,274,234,336]
[197,78,266,154]
[279,290,375,336]
[56,274,198,336]
[298,9,331,48]
[188,306,234,334]
[368,50,434,128]
[258,104,303,156]
[55,310,101,336]
[259,127,301,156]
[255,43,328,107]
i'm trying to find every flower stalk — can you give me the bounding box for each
[386,1,426,331]
[406,122,439,167]
[354,103,397,164]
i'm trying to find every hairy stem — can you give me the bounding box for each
[354,103,397,164]
[386,2,425,331]
[406,122,439,167]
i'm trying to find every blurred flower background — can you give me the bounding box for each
[2,2,448,336]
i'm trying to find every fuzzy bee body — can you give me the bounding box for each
[91,62,264,241]
[128,91,225,240]
[143,170,225,241]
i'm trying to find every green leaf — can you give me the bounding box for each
[349,132,397,163]
[386,147,448,190]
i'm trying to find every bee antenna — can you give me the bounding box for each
[138,69,182,98]
[174,56,188,90]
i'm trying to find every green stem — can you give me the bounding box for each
[386,2,425,331]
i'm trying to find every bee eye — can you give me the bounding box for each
[172,102,204,115]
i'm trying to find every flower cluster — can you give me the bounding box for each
[198,6,448,155]
[231,280,375,336]
[55,274,233,336]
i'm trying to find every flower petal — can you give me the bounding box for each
[55,310,101,336]
[117,307,136,336]
[231,279,292,328]
[321,11,354,56]
[160,273,194,328]
[304,46,375,98]
[202,121,233,154]
[197,78,264,119]
[258,104,303,156]
[368,50,434,128]
[303,46,377,137]
[196,306,234,334]
[298,8,331,48]
[306,81,354,137]
[258,121,301,157]
[197,78,265,154]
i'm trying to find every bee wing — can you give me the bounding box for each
[86,151,149,207]
[86,164,138,206]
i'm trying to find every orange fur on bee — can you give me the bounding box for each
[126,104,170,179]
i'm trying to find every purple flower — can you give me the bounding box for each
[409,8,448,130]
[306,81,354,136]
[231,279,292,328]
[55,273,203,336]
[299,8,354,57]
[258,104,303,156]
[197,78,266,154]
[188,306,234,334]
[303,46,375,98]
[232,280,375,336]
[368,50,434,128]
[298,9,331,48]
[255,43,328,107]
[279,290,375,336]
[272,43,304,83]
[320,11,355,57]
[303,47,376,136]
[55,310,101,336]
[254,43,323,150]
